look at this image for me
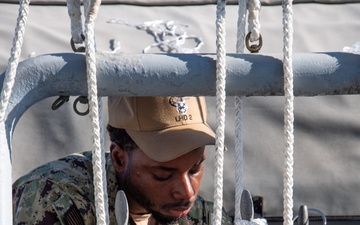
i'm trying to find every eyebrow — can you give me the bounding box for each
[150,156,206,171]
[151,166,177,172]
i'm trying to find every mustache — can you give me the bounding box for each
[162,200,192,209]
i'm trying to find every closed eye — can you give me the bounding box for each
[189,165,203,176]
[153,174,172,181]
[189,158,205,175]
[152,168,174,182]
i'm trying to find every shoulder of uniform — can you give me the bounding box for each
[188,196,234,225]
[12,152,99,224]
[13,151,112,198]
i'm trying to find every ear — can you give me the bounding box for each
[110,142,127,173]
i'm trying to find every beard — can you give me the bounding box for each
[121,167,191,224]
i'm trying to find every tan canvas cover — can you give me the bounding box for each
[1,1,360,223]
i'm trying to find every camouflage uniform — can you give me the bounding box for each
[13,152,233,225]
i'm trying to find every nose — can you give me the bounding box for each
[172,174,195,200]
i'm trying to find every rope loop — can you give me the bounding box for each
[245,32,263,53]
[73,96,90,116]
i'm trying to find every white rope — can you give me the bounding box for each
[0,0,29,123]
[282,0,294,225]
[83,1,109,224]
[234,95,244,225]
[66,0,84,43]
[236,0,247,53]
[98,96,109,223]
[234,0,247,224]
[214,1,227,225]
[239,219,268,225]
[247,0,261,42]
[235,1,268,225]
[0,1,30,224]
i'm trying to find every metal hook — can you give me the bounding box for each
[51,96,69,110]
[293,206,327,225]
[245,32,263,53]
[240,189,254,221]
[70,34,86,52]
[297,205,309,225]
[73,96,89,116]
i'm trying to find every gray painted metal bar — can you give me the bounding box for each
[2,52,360,99]
[0,51,360,224]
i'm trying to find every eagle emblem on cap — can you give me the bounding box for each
[169,97,188,115]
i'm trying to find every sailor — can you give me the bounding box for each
[13,96,233,225]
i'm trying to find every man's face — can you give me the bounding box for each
[116,146,206,224]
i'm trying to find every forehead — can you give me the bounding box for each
[131,147,206,168]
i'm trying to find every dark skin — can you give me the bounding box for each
[110,143,206,224]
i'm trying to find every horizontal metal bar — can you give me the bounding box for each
[0,52,359,133]
[0,51,359,136]
[1,51,359,148]
[2,52,360,99]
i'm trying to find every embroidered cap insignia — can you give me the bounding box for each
[169,97,188,115]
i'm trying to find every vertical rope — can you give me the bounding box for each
[214,1,227,225]
[0,0,29,122]
[282,0,294,225]
[236,0,247,53]
[66,0,83,43]
[0,1,30,224]
[236,1,266,224]
[98,95,109,223]
[234,0,247,224]
[83,1,109,224]
[234,96,244,224]
[247,0,261,42]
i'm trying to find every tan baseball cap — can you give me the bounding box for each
[108,96,215,162]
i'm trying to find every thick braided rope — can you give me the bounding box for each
[236,0,247,53]
[214,1,227,225]
[66,0,83,43]
[282,0,294,225]
[236,1,268,225]
[247,0,261,42]
[98,95,109,223]
[0,1,30,223]
[0,0,29,123]
[234,0,247,224]
[83,1,109,224]
[240,219,268,225]
[234,96,244,225]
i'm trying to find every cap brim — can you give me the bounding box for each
[126,123,215,162]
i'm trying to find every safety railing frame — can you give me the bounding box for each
[1,51,360,224]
